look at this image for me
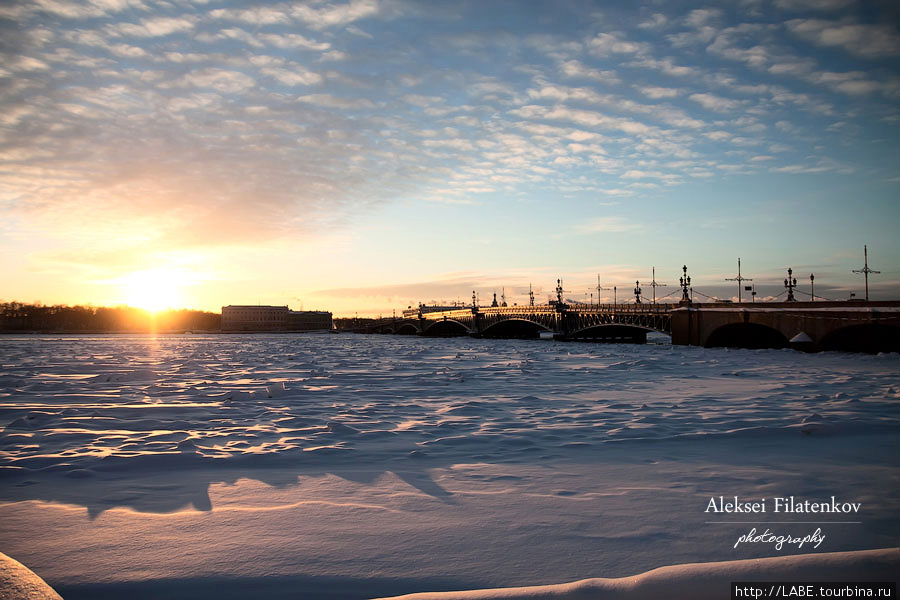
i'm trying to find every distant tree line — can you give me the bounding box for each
[0,302,221,333]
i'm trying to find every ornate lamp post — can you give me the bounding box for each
[810,273,815,302]
[784,268,797,302]
[634,280,642,304]
[679,265,691,303]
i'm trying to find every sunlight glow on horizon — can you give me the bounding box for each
[118,269,188,314]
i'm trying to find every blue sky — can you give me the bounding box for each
[1,0,898,314]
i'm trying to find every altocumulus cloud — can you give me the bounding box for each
[0,0,898,280]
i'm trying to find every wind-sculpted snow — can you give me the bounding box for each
[1,334,899,599]
[1,334,899,478]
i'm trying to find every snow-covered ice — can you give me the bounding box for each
[372,548,900,600]
[0,334,898,599]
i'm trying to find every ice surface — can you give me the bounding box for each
[0,334,898,599]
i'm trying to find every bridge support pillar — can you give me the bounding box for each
[469,311,485,337]
[670,307,699,346]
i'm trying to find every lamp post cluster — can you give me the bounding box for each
[680,265,692,303]
[465,246,878,310]
[784,268,797,302]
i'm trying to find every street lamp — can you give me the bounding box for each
[634,280,642,304]
[784,268,797,302]
[679,265,691,303]
[810,273,815,302]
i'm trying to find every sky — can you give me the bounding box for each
[2,0,899,316]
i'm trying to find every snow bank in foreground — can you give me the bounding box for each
[374,548,899,600]
[0,552,62,600]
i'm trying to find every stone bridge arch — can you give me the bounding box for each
[422,319,470,337]
[481,318,552,339]
[394,321,420,335]
[704,322,789,349]
[819,323,900,353]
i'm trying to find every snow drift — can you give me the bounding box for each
[375,548,899,600]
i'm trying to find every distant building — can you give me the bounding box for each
[221,305,332,332]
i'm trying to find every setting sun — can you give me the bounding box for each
[121,269,185,312]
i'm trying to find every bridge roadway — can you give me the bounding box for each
[352,300,900,352]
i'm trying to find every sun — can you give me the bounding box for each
[121,269,185,313]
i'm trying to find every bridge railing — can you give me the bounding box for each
[562,303,679,314]
[412,303,681,320]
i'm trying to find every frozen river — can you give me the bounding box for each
[1,334,898,598]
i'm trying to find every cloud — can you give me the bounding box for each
[178,68,257,93]
[510,105,655,136]
[558,60,620,84]
[215,28,265,48]
[4,55,51,72]
[574,216,642,234]
[638,85,680,99]
[297,94,375,109]
[666,8,724,48]
[689,93,739,112]
[588,32,648,56]
[107,16,195,37]
[259,33,331,51]
[773,164,829,173]
[524,83,705,131]
[262,66,324,86]
[208,6,291,25]
[809,71,881,95]
[290,0,381,30]
[685,8,723,28]
[27,0,147,19]
[637,13,667,30]
[707,24,774,67]
[786,19,900,58]
[621,170,680,182]
[628,56,697,77]
[107,43,148,57]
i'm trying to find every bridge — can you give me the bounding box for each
[345,300,900,353]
